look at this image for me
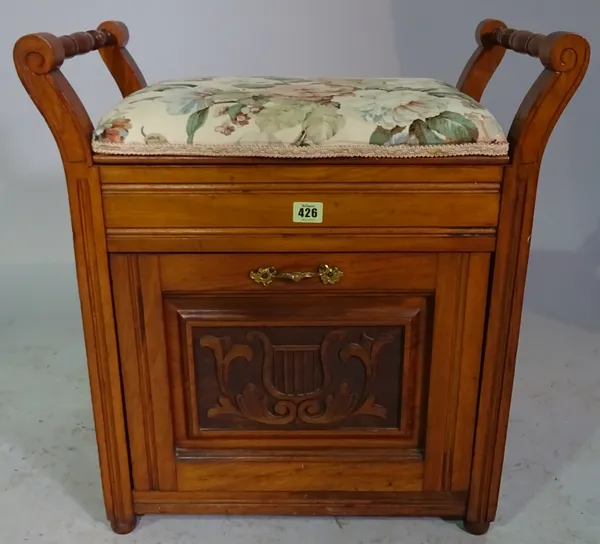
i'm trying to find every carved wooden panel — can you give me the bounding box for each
[166,294,426,446]
[192,326,404,430]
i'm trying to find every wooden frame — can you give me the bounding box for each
[14,19,589,535]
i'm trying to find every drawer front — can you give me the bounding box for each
[111,251,490,497]
[103,186,500,229]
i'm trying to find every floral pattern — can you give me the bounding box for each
[94,117,132,143]
[92,77,508,158]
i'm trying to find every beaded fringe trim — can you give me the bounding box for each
[92,141,509,159]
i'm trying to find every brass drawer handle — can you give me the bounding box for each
[250,264,343,286]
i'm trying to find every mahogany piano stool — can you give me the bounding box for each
[14,19,590,535]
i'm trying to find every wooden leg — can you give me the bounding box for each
[111,515,138,535]
[66,171,135,532]
[464,520,491,535]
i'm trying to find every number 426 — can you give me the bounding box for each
[298,207,318,218]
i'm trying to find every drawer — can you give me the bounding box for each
[102,185,500,229]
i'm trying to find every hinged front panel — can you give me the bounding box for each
[111,252,489,497]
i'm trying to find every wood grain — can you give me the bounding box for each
[158,252,438,292]
[132,490,468,517]
[62,165,135,531]
[13,24,148,532]
[99,164,504,183]
[458,20,508,100]
[14,17,589,535]
[175,447,424,461]
[508,32,591,164]
[110,255,177,491]
[177,461,423,492]
[422,254,489,492]
[460,22,591,533]
[102,187,500,229]
[106,227,496,253]
[112,251,487,516]
[450,253,491,491]
[13,34,95,164]
[110,255,153,490]
[97,21,147,97]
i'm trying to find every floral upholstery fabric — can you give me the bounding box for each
[92,77,508,158]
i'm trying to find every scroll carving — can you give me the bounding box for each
[198,329,399,427]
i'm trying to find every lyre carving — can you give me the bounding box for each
[199,330,397,426]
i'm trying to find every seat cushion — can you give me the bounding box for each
[92,77,508,158]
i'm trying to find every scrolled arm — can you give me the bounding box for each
[14,21,146,165]
[482,27,582,73]
[14,29,118,75]
[458,19,590,165]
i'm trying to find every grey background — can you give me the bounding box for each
[2,0,599,327]
[0,2,599,542]
[1,0,599,263]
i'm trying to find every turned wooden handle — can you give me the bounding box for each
[13,20,145,164]
[14,21,131,75]
[476,20,586,73]
[60,30,117,59]
[480,26,546,58]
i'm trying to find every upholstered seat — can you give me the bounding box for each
[92,77,508,158]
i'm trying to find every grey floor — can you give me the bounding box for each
[1,260,599,544]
